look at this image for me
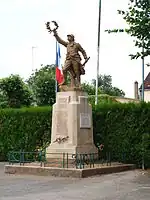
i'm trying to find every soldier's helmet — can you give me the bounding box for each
[67,34,75,40]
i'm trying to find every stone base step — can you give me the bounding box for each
[44,158,75,168]
[5,164,136,178]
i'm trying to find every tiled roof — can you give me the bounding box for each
[139,72,150,90]
[144,72,150,89]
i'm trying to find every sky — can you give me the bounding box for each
[0,0,149,98]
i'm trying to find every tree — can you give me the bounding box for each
[81,82,101,95]
[92,74,112,89]
[92,75,125,97]
[110,87,125,97]
[27,65,56,106]
[105,0,150,59]
[0,91,8,108]
[0,75,33,108]
[27,64,125,106]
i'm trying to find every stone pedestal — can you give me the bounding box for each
[46,89,98,159]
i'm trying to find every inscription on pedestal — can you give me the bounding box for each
[58,97,68,104]
[55,111,68,136]
[80,113,91,129]
[57,97,69,109]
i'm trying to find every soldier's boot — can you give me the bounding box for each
[70,77,76,87]
[76,73,81,87]
[69,71,76,87]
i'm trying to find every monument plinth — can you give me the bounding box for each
[46,89,98,158]
[45,21,97,159]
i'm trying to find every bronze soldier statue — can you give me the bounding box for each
[46,21,90,87]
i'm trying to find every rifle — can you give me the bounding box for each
[82,57,90,67]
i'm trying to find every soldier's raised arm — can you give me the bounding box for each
[53,30,68,47]
[77,43,88,60]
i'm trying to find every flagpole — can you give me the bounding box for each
[55,40,58,95]
[95,0,101,105]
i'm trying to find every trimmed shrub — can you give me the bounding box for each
[93,102,150,167]
[0,107,51,161]
[0,102,150,167]
[88,94,117,106]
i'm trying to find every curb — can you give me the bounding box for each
[4,164,136,178]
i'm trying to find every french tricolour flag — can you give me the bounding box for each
[56,41,64,84]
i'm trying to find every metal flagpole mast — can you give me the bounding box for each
[95,0,101,105]
[141,41,145,170]
[55,40,58,95]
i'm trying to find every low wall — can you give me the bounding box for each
[5,164,136,178]
[115,97,140,103]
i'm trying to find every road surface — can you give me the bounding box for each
[0,162,150,200]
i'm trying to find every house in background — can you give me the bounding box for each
[134,72,150,102]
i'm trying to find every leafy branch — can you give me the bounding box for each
[105,0,150,59]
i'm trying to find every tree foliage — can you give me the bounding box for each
[27,65,56,106]
[0,91,9,108]
[0,75,33,108]
[92,75,125,97]
[27,64,124,105]
[81,82,100,95]
[0,66,125,108]
[105,0,150,59]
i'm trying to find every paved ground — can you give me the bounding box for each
[0,163,150,200]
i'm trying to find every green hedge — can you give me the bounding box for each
[93,102,150,167]
[0,102,150,167]
[0,107,51,161]
[88,94,117,105]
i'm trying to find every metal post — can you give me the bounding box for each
[55,41,58,95]
[92,153,94,168]
[95,0,102,105]
[79,154,82,169]
[142,134,145,170]
[142,44,145,101]
[109,152,111,166]
[66,153,68,168]
[32,46,37,72]
[19,150,22,166]
[62,153,65,168]
[32,47,34,71]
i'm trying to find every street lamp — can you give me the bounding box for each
[141,45,144,101]
[32,46,37,72]
[140,37,150,101]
